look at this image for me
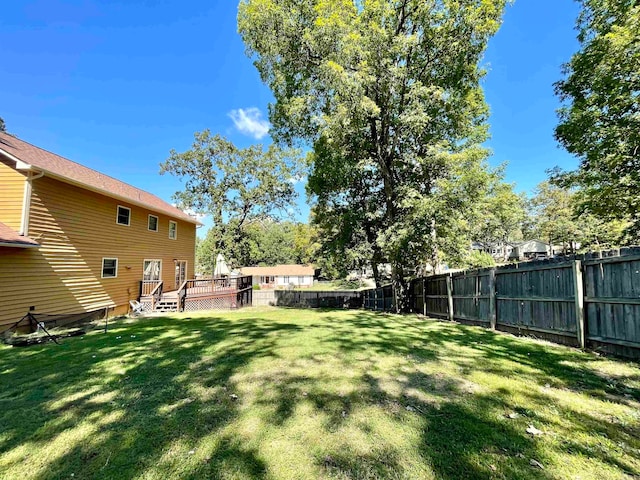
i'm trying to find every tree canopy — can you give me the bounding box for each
[239,0,508,309]
[161,131,302,268]
[471,175,526,262]
[553,0,640,240]
[527,181,627,254]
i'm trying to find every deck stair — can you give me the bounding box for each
[154,292,179,312]
[138,276,253,314]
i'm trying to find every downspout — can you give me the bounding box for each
[19,170,44,236]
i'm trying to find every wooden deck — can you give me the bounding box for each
[139,276,252,313]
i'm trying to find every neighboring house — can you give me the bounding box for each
[472,240,552,262]
[0,132,200,330]
[471,241,514,262]
[347,263,393,281]
[239,264,315,289]
[511,240,552,260]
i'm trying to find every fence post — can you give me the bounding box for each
[489,268,497,330]
[446,273,454,322]
[423,277,427,316]
[572,260,586,349]
[381,287,385,312]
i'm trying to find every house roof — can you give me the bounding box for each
[0,222,39,248]
[510,240,549,251]
[239,264,315,276]
[0,132,200,225]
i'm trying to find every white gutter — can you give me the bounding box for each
[19,170,44,236]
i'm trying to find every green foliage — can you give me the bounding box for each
[238,0,509,309]
[529,181,580,252]
[553,0,640,240]
[471,172,526,261]
[161,131,302,269]
[527,181,627,253]
[0,117,5,132]
[245,221,297,265]
[458,250,496,270]
[292,222,321,264]
[196,220,322,273]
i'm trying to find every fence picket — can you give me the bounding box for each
[359,248,640,358]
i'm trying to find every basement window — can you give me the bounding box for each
[102,258,118,278]
[116,206,131,226]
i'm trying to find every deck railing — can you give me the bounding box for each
[179,278,232,297]
[176,276,253,302]
[140,280,163,297]
[139,280,164,311]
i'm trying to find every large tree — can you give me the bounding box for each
[472,175,526,262]
[529,181,581,254]
[528,181,627,254]
[553,0,640,240]
[161,131,301,269]
[239,0,508,310]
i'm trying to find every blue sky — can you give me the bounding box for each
[1,0,581,234]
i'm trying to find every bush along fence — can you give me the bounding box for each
[363,247,640,360]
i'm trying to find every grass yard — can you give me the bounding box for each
[1,308,639,479]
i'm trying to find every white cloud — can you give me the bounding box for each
[228,107,270,139]
[288,175,308,185]
[173,204,207,222]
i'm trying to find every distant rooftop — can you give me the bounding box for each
[239,264,315,276]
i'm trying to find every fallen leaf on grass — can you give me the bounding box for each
[526,425,543,436]
[529,459,544,469]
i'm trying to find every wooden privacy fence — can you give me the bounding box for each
[274,290,362,309]
[364,247,640,359]
[362,285,394,311]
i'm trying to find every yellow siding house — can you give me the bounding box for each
[0,132,200,331]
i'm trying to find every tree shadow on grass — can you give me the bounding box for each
[245,348,553,479]
[1,309,639,479]
[0,315,301,479]
[325,311,640,404]
[315,371,552,479]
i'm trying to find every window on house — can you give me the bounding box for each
[148,215,159,232]
[283,276,290,284]
[116,206,131,226]
[102,258,118,278]
[298,276,305,284]
[169,221,177,239]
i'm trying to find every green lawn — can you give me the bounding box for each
[1,308,639,479]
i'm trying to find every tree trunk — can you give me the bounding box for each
[372,259,381,288]
[391,263,410,313]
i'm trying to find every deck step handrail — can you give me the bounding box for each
[140,279,163,297]
[151,281,163,310]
